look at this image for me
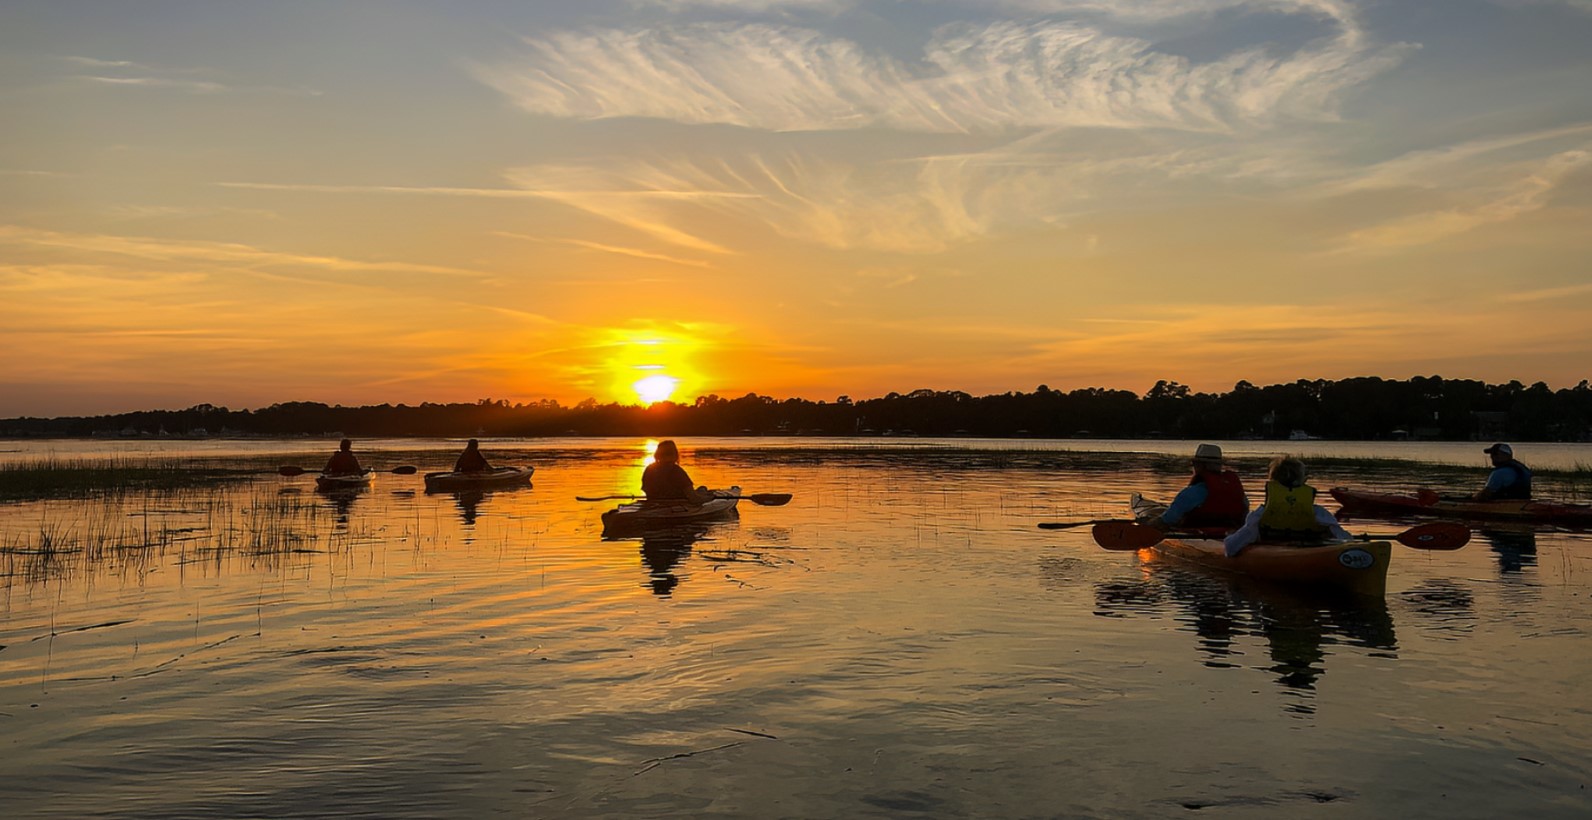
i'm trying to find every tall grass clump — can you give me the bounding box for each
[0,456,250,502]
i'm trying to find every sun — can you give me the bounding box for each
[633,373,679,404]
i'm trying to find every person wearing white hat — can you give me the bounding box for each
[1474,443,1532,501]
[1155,443,1250,530]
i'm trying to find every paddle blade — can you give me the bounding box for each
[576,495,636,502]
[1396,522,1470,550]
[745,493,792,506]
[277,466,308,477]
[390,465,418,475]
[1091,521,1167,550]
[1038,519,1122,530]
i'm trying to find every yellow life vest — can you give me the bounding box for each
[1259,481,1323,536]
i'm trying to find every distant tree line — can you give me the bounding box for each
[5,376,1592,441]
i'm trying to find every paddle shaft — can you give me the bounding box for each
[278,465,417,477]
[576,492,791,506]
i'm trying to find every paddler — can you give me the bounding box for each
[1152,443,1249,531]
[642,439,714,504]
[322,438,363,475]
[1473,443,1532,501]
[452,438,493,473]
[1223,456,1350,556]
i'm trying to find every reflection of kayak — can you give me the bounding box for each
[316,471,371,492]
[423,466,535,492]
[602,487,740,534]
[1130,494,1389,592]
[1330,486,1592,526]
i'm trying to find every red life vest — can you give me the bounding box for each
[1182,469,1248,529]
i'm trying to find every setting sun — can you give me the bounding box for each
[633,374,679,404]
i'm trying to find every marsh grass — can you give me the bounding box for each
[0,456,258,502]
[0,484,383,587]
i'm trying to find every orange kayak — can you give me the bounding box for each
[1144,536,1392,594]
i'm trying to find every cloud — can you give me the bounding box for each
[476,13,1405,134]
[495,232,715,268]
[75,75,229,94]
[0,225,482,277]
[1336,144,1592,251]
[1501,281,1592,302]
[632,0,1360,21]
[60,55,320,96]
[631,0,847,10]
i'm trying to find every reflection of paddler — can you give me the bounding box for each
[1479,526,1538,573]
[639,528,702,597]
[453,490,485,527]
[1093,568,1396,697]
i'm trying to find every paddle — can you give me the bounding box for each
[1038,518,1127,530]
[1090,520,1470,551]
[576,492,793,506]
[277,465,418,477]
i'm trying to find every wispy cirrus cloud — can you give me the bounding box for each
[0,225,480,277]
[477,9,1402,133]
[75,75,229,94]
[634,0,1359,21]
[58,54,320,96]
[1330,126,1592,251]
[495,231,715,268]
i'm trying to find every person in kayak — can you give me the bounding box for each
[322,439,363,475]
[452,438,492,473]
[642,439,714,504]
[1474,443,1532,501]
[1223,456,1351,556]
[1153,443,1249,530]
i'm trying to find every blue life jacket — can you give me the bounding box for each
[1491,459,1532,501]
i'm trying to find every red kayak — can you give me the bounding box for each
[1330,486,1592,527]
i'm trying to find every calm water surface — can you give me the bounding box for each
[1,439,1589,818]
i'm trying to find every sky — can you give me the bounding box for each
[2,0,1590,417]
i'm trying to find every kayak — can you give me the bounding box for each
[423,466,535,492]
[1330,486,1592,527]
[315,471,371,492]
[602,487,740,535]
[1143,535,1391,593]
[1129,493,1389,592]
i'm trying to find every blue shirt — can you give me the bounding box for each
[1160,483,1208,526]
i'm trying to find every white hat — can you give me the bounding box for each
[1192,443,1224,463]
[1483,442,1512,457]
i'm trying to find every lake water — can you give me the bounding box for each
[1,439,1589,818]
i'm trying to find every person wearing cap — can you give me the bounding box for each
[1224,455,1352,556]
[452,438,492,473]
[1156,443,1250,530]
[641,440,715,505]
[322,438,363,476]
[1474,443,1532,501]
